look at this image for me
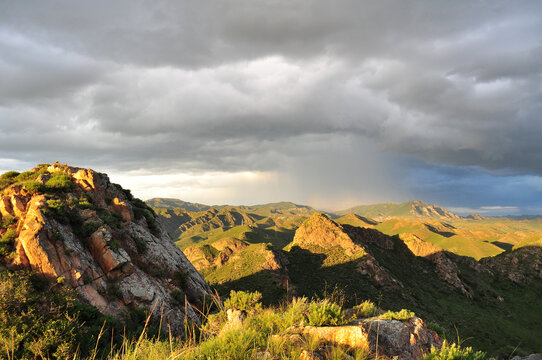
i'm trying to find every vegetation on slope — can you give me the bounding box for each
[0,268,158,360]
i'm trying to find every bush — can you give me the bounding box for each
[0,228,17,256]
[427,322,446,339]
[224,290,263,312]
[134,237,147,253]
[45,173,72,192]
[98,209,121,228]
[379,309,415,321]
[0,171,19,190]
[306,298,346,326]
[0,171,20,179]
[424,341,491,360]
[15,170,38,182]
[353,300,379,318]
[0,215,16,229]
[106,280,123,300]
[108,239,120,252]
[283,297,309,327]
[76,221,100,239]
[0,270,82,359]
[24,181,45,194]
[134,207,160,236]
[45,199,70,224]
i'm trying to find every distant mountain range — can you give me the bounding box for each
[335,200,462,221]
[147,198,473,221]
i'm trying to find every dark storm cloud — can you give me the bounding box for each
[1,0,542,209]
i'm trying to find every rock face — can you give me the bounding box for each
[0,162,210,335]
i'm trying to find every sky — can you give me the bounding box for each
[1,1,542,215]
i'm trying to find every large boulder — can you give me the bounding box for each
[302,316,442,360]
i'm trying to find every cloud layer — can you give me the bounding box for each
[1,1,542,213]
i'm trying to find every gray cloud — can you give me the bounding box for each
[1,1,542,208]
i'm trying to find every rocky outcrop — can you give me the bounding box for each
[361,317,442,359]
[297,316,441,359]
[481,246,542,283]
[1,162,210,335]
[426,252,473,297]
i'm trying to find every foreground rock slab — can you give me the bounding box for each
[302,317,441,360]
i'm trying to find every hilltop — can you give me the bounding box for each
[0,163,211,358]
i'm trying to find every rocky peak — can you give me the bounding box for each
[0,162,210,335]
[291,213,363,253]
[409,200,461,220]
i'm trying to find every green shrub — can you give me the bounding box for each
[98,209,122,228]
[132,198,147,209]
[0,215,16,229]
[0,229,16,243]
[45,173,72,192]
[224,290,263,312]
[353,300,379,319]
[108,239,120,252]
[45,199,70,224]
[0,270,82,359]
[15,170,37,182]
[306,298,346,326]
[134,237,147,253]
[0,171,20,179]
[0,269,156,359]
[24,180,45,194]
[0,171,18,190]
[76,199,95,210]
[134,206,160,236]
[106,280,123,300]
[424,341,491,360]
[283,297,309,327]
[76,221,100,239]
[379,309,415,320]
[0,228,17,256]
[171,289,185,306]
[427,322,446,339]
[121,187,134,201]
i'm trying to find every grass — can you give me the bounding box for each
[423,341,492,360]
[107,292,490,360]
[0,266,495,360]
